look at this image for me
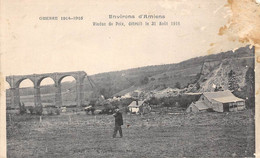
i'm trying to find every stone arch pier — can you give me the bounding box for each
[6,71,87,108]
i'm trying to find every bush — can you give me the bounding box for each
[174,82,181,89]
[124,107,130,113]
[140,76,149,85]
[19,103,26,115]
[28,106,34,114]
[233,89,255,109]
[147,97,160,105]
[47,108,54,115]
[55,108,60,115]
[147,94,201,110]
[85,106,95,115]
[35,106,43,115]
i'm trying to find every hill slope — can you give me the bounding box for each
[6,45,255,105]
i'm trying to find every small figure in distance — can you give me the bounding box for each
[112,108,123,138]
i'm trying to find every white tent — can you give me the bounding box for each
[128,101,144,113]
[186,101,209,113]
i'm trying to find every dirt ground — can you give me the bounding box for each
[6,110,255,158]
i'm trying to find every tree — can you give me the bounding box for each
[195,73,201,81]
[195,82,200,90]
[174,82,181,89]
[245,67,255,108]
[147,97,160,105]
[140,76,149,85]
[245,67,254,95]
[19,102,26,115]
[35,105,43,115]
[228,70,239,91]
[99,87,112,99]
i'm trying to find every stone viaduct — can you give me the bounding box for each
[6,71,87,108]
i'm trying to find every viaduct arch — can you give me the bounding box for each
[6,71,87,108]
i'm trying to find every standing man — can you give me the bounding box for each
[113,108,123,138]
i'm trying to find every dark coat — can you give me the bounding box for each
[113,112,123,126]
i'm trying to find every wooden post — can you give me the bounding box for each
[69,115,72,122]
[40,116,42,122]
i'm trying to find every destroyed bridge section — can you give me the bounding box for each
[6,71,87,108]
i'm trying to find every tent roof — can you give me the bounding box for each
[203,90,233,100]
[193,101,209,110]
[212,96,244,103]
[128,101,144,107]
[203,90,244,103]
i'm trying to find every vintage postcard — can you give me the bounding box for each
[0,0,260,157]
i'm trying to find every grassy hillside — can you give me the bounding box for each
[6,45,255,105]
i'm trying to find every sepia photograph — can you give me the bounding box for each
[1,0,259,157]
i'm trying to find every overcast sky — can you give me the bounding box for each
[1,0,246,86]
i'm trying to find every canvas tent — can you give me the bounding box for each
[187,90,245,113]
[186,101,210,113]
[128,101,144,113]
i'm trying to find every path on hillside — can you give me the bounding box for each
[201,63,223,92]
